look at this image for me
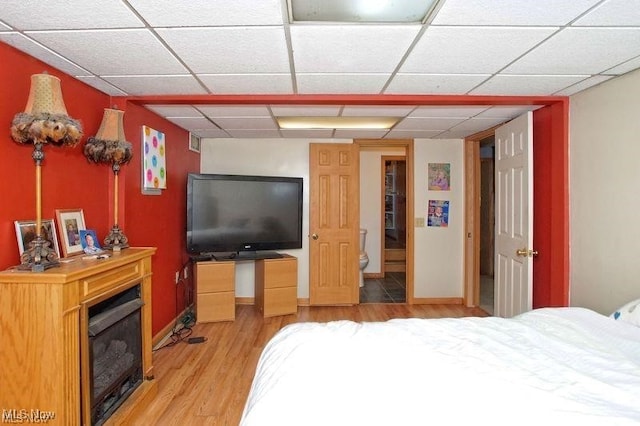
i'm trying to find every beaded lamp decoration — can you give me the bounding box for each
[83,108,133,251]
[10,73,83,271]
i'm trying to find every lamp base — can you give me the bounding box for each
[18,236,60,272]
[103,225,129,251]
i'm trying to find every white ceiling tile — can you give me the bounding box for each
[573,0,640,26]
[145,105,203,117]
[505,28,640,75]
[334,129,389,138]
[432,0,601,25]
[297,74,390,94]
[166,117,219,130]
[342,106,416,116]
[385,129,442,139]
[553,75,615,96]
[27,29,187,75]
[199,74,293,94]
[433,129,471,139]
[409,106,490,118]
[75,76,127,96]
[191,128,231,138]
[0,0,143,30]
[476,106,542,119]
[213,117,278,130]
[394,117,465,131]
[0,33,91,76]
[271,105,342,116]
[226,129,282,138]
[471,75,588,95]
[280,129,335,138]
[198,105,271,117]
[603,56,640,75]
[449,118,512,133]
[157,27,290,74]
[102,75,206,95]
[291,25,420,73]
[386,74,490,94]
[0,22,12,30]
[128,0,284,26]
[402,26,558,74]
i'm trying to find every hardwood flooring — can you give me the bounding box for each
[133,303,488,425]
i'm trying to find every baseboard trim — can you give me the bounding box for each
[412,297,463,305]
[297,298,310,306]
[236,297,254,305]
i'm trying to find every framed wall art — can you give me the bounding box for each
[428,163,450,191]
[189,132,201,153]
[15,219,60,258]
[55,209,86,257]
[142,125,167,191]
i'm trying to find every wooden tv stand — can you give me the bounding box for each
[194,254,297,321]
[0,247,156,425]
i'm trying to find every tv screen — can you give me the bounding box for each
[187,173,303,259]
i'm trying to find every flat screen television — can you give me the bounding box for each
[187,173,303,260]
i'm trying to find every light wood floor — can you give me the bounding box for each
[133,303,488,425]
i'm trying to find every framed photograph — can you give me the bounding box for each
[189,132,201,153]
[79,229,104,255]
[14,219,61,258]
[428,163,451,191]
[427,200,450,228]
[55,209,86,257]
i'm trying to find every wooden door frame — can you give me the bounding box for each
[356,139,415,304]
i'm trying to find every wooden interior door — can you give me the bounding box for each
[309,143,359,305]
[494,112,534,317]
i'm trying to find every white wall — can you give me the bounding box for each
[201,138,466,300]
[414,139,465,298]
[569,68,640,314]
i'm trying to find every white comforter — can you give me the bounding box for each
[240,308,640,426]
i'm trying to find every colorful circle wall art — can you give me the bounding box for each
[142,125,167,190]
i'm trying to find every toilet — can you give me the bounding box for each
[359,229,369,288]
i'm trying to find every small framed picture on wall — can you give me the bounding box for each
[189,132,201,153]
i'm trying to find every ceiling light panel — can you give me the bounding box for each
[290,0,436,23]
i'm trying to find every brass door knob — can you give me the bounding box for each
[516,248,538,257]
[311,233,319,240]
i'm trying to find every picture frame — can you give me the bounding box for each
[14,219,61,258]
[428,163,451,191]
[79,229,104,255]
[55,209,86,257]
[189,132,201,153]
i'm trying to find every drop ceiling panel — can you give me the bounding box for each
[166,117,219,130]
[157,27,290,74]
[271,105,342,116]
[102,75,206,95]
[605,56,640,75]
[402,26,558,74]
[145,105,203,118]
[334,129,389,138]
[386,74,490,94]
[290,25,421,73]
[297,73,390,94]
[409,106,490,118]
[129,0,284,26]
[432,0,601,25]
[199,74,293,94]
[553,75,614,96]
[342,106,416,116]
[0,33,90,77]
[212,117,278,130]
[198,105,271,117]
[471,75,588,95]
[0,22,12,30]
[394,117,466,131]
[192,128,231,138]
[448,117,509,132]
[386,129,443,139]
[26,29,187,75]
[76,76,127,96]
[505,28,640,75]
[226,129,282,138]
[573,0,640,26]
[476,106,540,119]
[0,0,144,30]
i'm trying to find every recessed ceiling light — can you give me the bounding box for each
[277,116,401,130]
[289,0,438,23]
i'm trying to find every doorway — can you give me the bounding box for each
[479,137,495,315]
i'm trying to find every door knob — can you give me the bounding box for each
[516,248,538,257]
[311,233,319,240]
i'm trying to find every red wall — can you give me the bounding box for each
[0,42,200,335]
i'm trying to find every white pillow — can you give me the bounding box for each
[610,298,640,327]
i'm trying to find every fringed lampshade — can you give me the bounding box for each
[10,73,83,271]
[83,108,133,250]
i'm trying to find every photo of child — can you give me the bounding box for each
[428,200,449,227]
[79,229,104,254]
[428,163,450,191]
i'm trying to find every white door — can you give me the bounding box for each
[494,112,534,318]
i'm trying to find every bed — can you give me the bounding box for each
[241,306,640,425]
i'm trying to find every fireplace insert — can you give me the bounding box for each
[88,285,143,425]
